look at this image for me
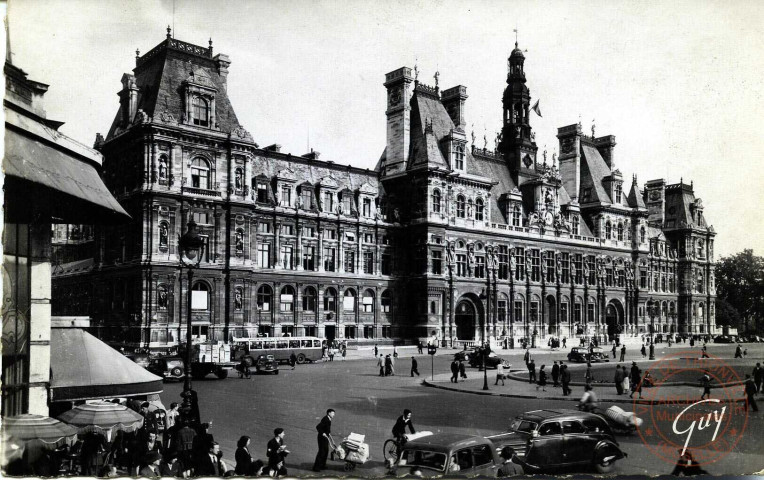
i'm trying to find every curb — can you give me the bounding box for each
[421,379,751,405]
[504,373,745,389]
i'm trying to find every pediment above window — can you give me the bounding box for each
[358,181,377,195]
[276,168,297,182]
[318,176,339,189]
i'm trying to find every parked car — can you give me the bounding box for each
[567,347,609,363]
[713,335,734,344]
[488,409,627,473]
[468,352,511,369]
[393,433,502,477]
[255,354,279,374]
[147,356,185,381]
[453,347,479,362]
[125,352,151,369]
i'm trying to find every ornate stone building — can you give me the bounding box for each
[52,33,717,351]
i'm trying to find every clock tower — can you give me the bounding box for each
[499,43,538,182]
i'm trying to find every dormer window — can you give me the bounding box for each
[191,158,210,189]
[572,215,580,234]
[605,221,612,240]
[362,198,372,217]
[454,145,465,170]
[614,183,623,204]
[582,188,592,202]
[475,198,484,221]
[281,185,292,207]
[432,189,441,213]
[512,205,521,226]
[640,226,646,243]
[256,180,269,203]
[341,193,352,215]
[323,191,334,212]
[234,167,244,192]
[192,96,209,127]
[299,186,313,209]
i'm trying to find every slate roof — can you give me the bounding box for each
[407,91,451,170]
[627,180,647,209]
[664,185,707,229]
[580,144,612,204]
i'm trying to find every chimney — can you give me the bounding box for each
[441,85,468,128]
[556,123,583,200]
[594,135,616,169]
[644,179,666,226]
[214,53,231,89]
[383,67,414,177]
[119,73,139,126]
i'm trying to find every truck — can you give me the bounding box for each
[179,342,235,379]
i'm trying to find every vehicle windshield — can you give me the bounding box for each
[509,419,538,434]
[399,449,447,472]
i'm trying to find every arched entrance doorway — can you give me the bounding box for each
[605,300,625,342]
[455,299,478,341]
[545,296,557,336]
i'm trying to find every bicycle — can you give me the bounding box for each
[382,437,402,462]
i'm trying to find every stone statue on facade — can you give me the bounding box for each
[234,290,243,310]
[447,242,456,266]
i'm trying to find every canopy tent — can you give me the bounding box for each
[49,328,163,402]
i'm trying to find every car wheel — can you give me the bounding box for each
[216,369,229,379]
[297,354,306,364]
[171,367,183,377]
[593,450,617,473]
[275,370,279,375]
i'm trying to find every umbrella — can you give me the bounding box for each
[57,401,143,440]
[2,414,78,449]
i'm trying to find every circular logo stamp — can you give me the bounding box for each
[632,351,749,467]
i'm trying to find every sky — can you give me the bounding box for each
[7,0,764,258]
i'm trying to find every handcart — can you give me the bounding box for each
[601,405,643,435]
[329,432,371,471]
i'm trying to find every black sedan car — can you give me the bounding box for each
[567,347,609,363]
[468,352,511,369]
[255,354,279,374]
[453,347,479,362]
[488,409,627,473]
[147,356,185,381]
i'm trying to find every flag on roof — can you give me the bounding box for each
[532,100,542,117]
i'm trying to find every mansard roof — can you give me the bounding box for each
[580,144,612,204]
[407,87,451,171]
[664,182,708,229]
[627,179,647,209]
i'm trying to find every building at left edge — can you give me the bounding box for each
[1,53,165,417]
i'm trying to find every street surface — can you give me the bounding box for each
[161,343,763,476]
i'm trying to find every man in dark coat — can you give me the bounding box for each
[735,344,743,358]
[312,409,334,472]
[699,370,712,400]
[611,343,617,359]
[528,359,536,383]
[551,361,560,387]
[266,428,289,477]
[410,357,420,377]
[173,419,196,467]
[614,365,625,395]
[458,360,467,379]
[392,409,416,446]
[374,344,378,357]
[620,345,626,362]
[754,363,763,394]
[450,360,459,383]
[384,354,393,376]
[561,365,572,396]
[195,442,224,476]
[744,375,758,412]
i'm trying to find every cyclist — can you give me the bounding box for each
[392,409,416,449]
[578,384,598,412]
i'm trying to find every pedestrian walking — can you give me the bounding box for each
[611,343,617,359]
[640,344,646,358]
[450,360,459,383]
[753,363,763,394]
[735,344,743,359]
[561,364,572,396]
[629,362,642,399]
[495,362,506,386]
[341,346,347,361]
[744,374,759,412]
[699,370,712,400]
[562,337,567,348]
[410,357,420,377]
[701,344,709,359]
[328,347,335,362]
[459,360,467,379]
[289,352,297,370]
[614,365,624,395]
[418,342,424,355]
[378,356,384,376]
[551,361,560,387]
[312,409,334,472]
[523,349,530,366]
[585,362,593,385]
[537,365,547,391]
[374,344,378,357]
[266,428,289,477]
[393,346,398,358]
[621,365,629,393]
[620,345,626,362]
[384,354,393,376]
[528,359,536,384]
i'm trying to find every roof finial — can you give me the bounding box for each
[578,114,582,128]
[591,119,596,138]
[552,152,557,167]
[483,126,488,150]
[209,38,213,53]
[513,27,518,48]
[633,173,638,184]
[167,25,172,39]
[543,146,547,164]
[136,48,140,59]
[434,69,440,91]
[414,60,419,84]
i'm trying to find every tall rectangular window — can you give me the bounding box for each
[514,301,523,323]
[587,303,595,323]
[575,302,582,323]
[498,301,507,323]
[573,254,583,284]
[2,224,30,416]
[257,182,268,203]
[530,249,541,282]
[381,252,392,275]
[456,254,467,277]
[572,215,580,235]
[431,250,442,275]
[258,243,271,268]
[640,269,647,289]
[324,247,336,272]
[280,245,294,269]
[560,303,569,326]
[303,246,315,271]
[344,251,355,273]
[561,252,570,284]
[341,194,352,215]
[587,255,596,284]
[545,252,555,283]
[363,251,374,274]
[362,198,372,217]
[474,256,485,278]
[514,247,525,281]
[300,188,313,209]
[498,245,509,280]
[606,267,614,287]
[530,302,539,325]
[323,192,333,212]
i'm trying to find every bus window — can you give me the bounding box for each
[263,341,275,350]
[276,341,288,349]
[301,340,311,348]
[289,340,300,349]
[252,341,263,349]
[313,340,322,347]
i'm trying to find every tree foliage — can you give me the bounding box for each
[715,249,764,333]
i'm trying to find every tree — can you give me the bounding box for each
[714,298,742,330]
[715,250,764,333]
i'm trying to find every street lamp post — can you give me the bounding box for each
[647,297,658,360]
[178,220,205,422]
[479,289,489,391]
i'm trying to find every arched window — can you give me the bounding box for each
[605,221,612,240]
[456,195,466,218]
[257,285,272,311]
[191,282,210,311]
[617,223,624,241]
[640,226,646,243]
[192,96,209,127]
[191,158,210,189]
[512,205,521,226]
[303,286,316,312]
[343,289,356,313]
[324,287,337,313]
[572,215,579,235]
[381,289,392,313]
[432,189,441,213]
[475,198,484,221]
[280,285,295,312]
[454,146,465,170]
[362,289,375,313]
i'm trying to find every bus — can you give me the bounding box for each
[231,336,324,365]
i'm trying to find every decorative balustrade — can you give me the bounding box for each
[182,186,221,197]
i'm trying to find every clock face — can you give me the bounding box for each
[562,138,575,154]
[649,190,661,201]
[523,154,533,168]
[389,88,401,106]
